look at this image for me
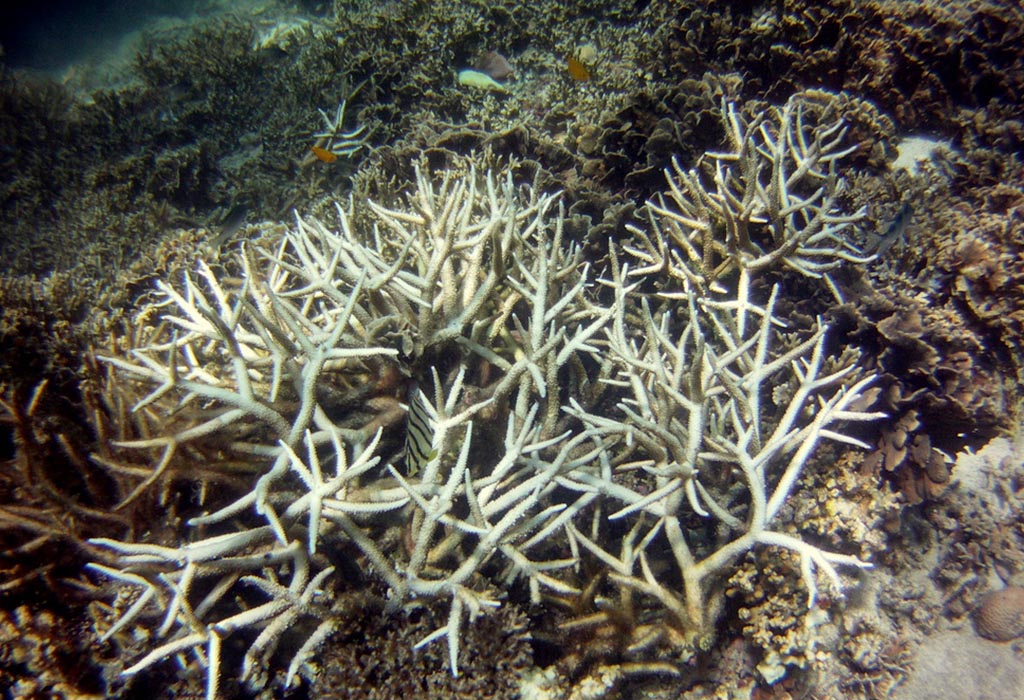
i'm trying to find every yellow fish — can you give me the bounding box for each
[310,145,338,163]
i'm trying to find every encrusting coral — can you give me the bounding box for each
[85,95,883,697]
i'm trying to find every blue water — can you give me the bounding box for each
[0,0,200,70]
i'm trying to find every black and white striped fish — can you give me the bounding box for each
[403,382,438,477]
[868,201,913,256]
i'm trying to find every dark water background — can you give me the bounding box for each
[0,0,200,70]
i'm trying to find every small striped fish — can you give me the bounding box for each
[403,382,438,477]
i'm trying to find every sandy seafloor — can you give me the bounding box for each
[1,1,1023,699]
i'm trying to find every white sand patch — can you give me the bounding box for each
[892,135,953,174]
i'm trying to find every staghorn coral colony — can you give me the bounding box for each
[84,93,884,696]
[2,1,1023,699]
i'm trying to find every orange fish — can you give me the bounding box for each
[566,55,590,82]
[311,145,338,163]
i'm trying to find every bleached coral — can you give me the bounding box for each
[625,91,874,301]
[88,163,611,695]
[89,114,883,695]
[561,250,883,648]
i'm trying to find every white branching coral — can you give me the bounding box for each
[88,97,884,696]
[89,162,612,695]
[625,91,874,301]
[563,250,883,646]
[313,92,371,159]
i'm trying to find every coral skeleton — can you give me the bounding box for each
[89,97,883,696]
[312,84,372,158]
[563,249,884,641]
[89,163,612,694]
[625,91,874,301]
